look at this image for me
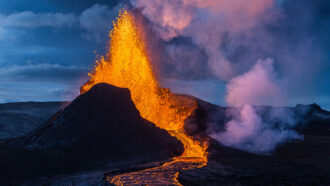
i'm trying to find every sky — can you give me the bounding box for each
[0,0,329,110]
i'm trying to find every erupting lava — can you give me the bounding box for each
[81,11,206,159]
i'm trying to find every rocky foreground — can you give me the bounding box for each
[0,83,329,185]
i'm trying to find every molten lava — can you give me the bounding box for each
[81,10,206,159]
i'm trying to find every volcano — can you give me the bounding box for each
[1,8,329,186]
[0,83,184,183]
[0,86,329,185]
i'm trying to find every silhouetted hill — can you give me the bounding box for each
[0,83,183,184]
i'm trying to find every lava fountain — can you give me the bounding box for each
[81,10,206,160]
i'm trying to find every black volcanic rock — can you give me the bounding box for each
[0,83,183,183]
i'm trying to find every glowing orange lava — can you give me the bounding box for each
[81,10,207,159]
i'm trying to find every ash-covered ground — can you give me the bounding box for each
[0,83,329,185]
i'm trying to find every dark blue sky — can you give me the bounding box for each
[0,0,123,103]
[0,0,329,110]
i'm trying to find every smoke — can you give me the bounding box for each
[226,58,284,107]
[79,4,124,42]
[164,44,207,79]
[210,59,302,154]
[211,104,302,153]
[130,0,276,80]
[129,0,320,153]
[130,0,330,109]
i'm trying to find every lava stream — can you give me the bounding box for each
[107,157,206,185]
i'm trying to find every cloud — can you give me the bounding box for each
[0,3,127,46]
[0,63,89,82]
[0,27,7,39]
[0,11,77,28]
[79,3,123,42]
[0,62,89,102]
[0,3,123,42]
[0,80,82,103]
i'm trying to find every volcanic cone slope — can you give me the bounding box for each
[1,83,183,182]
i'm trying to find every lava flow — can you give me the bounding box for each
[81,10,207,184]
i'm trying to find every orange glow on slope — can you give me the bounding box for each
[81,10,206,159]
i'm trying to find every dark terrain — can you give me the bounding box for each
[0,83,329,185]
[0,101,68,140]
[178,135,330,185]
[180,100,330,185]
[0,83,183,184]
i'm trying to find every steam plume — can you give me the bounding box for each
[211,104,302,153]
[129,0,308,153]
[226,58,284,107]
[130,0,276,80]
[212,59,302,154]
